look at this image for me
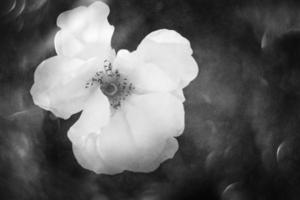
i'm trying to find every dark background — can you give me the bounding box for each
[1,0,300,199]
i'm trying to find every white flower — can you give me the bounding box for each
[30,1,198,174]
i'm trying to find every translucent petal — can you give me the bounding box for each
[69,90,122,174]
[54,30,84,58]
[113,49,177,93]
[172,89,186,102]
[72,133,120,174]
[68,90,110,147]
[96,110,140,172]
[128,138,178,172]
[124,93,185,143]
[96,107,180,173]
[57,6,88,32]
[102,92,184,172]
[157,137,179,163]
[55,1,114,60]
[136,29,198,88]
[30,56,100,119]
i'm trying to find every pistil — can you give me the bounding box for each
[85,60,135,109]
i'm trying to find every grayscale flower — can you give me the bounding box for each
[30,1,198,174]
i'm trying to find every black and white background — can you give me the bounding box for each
[1,0,300,199]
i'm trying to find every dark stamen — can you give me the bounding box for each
[85,60,135,109]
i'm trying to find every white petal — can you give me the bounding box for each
[69,90,122,174]
[171,89,186,102]
[124,93,185,141]
[129,138,178,172]
[30,56,100,119]
[71,92,184,174]
[113,49,177,93]
[55,1,114,60]
[68,90,110,147]
[136,29,198,88]
[54,30,84,58]
[117,92,184,172]
[96,110,140,173]
[57,6,88,32]
[157,137,179,162]
[96,107,179,173]
[72,133,120,174]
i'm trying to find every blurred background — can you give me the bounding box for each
[1,0,300,199]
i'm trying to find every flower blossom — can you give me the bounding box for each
[30,1,198,174]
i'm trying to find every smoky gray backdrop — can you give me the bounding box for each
[0,0,300,199]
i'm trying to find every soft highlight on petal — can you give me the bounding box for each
[157,137,179,163]
[55,1,114,60]
[72,134,108,174]
[73,92,184,174]
[68,90,110,147]
[30,56,100,119]
[172,89,186,102]
[96,110,139,173]
[72,133,123,174]
[124,92,184,143]
[136,29,199,88]
[96,102,182,173]
[69,90,123,174]
[113,49,177,93]
[93,92,184,173]
[54,30,84,58]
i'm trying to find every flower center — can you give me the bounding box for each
[85,60,135,109]
[102,83,118,96]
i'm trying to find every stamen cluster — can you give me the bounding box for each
[86,60,135,109]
